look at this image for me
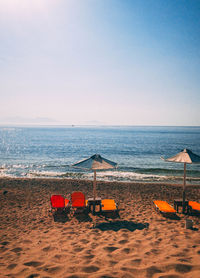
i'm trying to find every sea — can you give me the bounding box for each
[0,126,200,184]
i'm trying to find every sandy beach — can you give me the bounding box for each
[1,178,200,278]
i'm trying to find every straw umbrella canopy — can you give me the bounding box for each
[161,148,200,213]
[72,154,117,200]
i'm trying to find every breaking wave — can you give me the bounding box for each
[0,164,200,184]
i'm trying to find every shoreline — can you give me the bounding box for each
[1,176,200,188]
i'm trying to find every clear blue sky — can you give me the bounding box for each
[0,0,200,126]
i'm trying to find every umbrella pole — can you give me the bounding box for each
[93,170,96,200]
[182,163,186,213]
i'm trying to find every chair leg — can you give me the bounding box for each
[69,208,75,218]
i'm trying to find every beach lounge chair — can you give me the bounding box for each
[101,199,118,212]
[50,194,70,213]
[188,201,200,213]
[153,200,176,214]
[71,191,86,210]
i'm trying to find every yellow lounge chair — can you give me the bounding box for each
[101,199,117,212]
[188,201,200,212]
[153,200,176,214]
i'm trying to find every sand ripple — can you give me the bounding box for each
[0,178,200,277]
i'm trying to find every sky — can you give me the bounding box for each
[0,0,200,126]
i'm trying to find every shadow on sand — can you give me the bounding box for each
[188,210,200,217]
[98,211,120,220]
[74,210,93,222]
[53,209,93,223]
[94,220,149,232]
[53,210,70,223]
[161,213,181,220]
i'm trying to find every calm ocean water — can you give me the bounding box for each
[0,126,200,184]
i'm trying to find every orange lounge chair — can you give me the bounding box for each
[71,191,86,210]
[50,194,70,213]
[101,199,117,212]
[153,200,176,214]
[188,201,200,213]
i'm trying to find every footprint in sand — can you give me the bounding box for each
[80,239,89,244]
[83,254,95,260]
[68,231,76,235]
[66,274,80,278]
[74,247,84,252]
[172,244,179,248]
[11,247,23,253]
[120,266,137,275]
[91,243,98,249]
[172,252,185,257]
[158,275,181,278]
[109,260,118,266]
[54,254,66,261]
[150,248,161,255]
[174,264,193,273]
[104,246,119,253]
[42,246,56,252]
[7,263,17,270]
[91,229,100,234]
[71,242,77,246]
[62,227,70,231]
[0,246,8,253]
[162,263,193,274]
[118,239,128,244]
[195,239,200,245]
[122,248,130,254]
[178,258,191,263]
[24,261,43,267]
[1,241,9,246]
[22,240,32,244]
[145,265,163,277]
[82,265,99,273]
[43,265,63,274]
[131,259,141,266]
[121,231,129,237]
[98,274,117,278]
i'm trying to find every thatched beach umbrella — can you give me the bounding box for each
[162,149,200,213]
[72,154,117,200]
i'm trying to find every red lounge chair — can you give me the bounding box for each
[71,191,86,209]
[50,194,69,213]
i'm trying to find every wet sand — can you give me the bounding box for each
[0,178,200,278]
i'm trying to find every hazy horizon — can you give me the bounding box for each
[1,0,200,126]
[0,123,200,128]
